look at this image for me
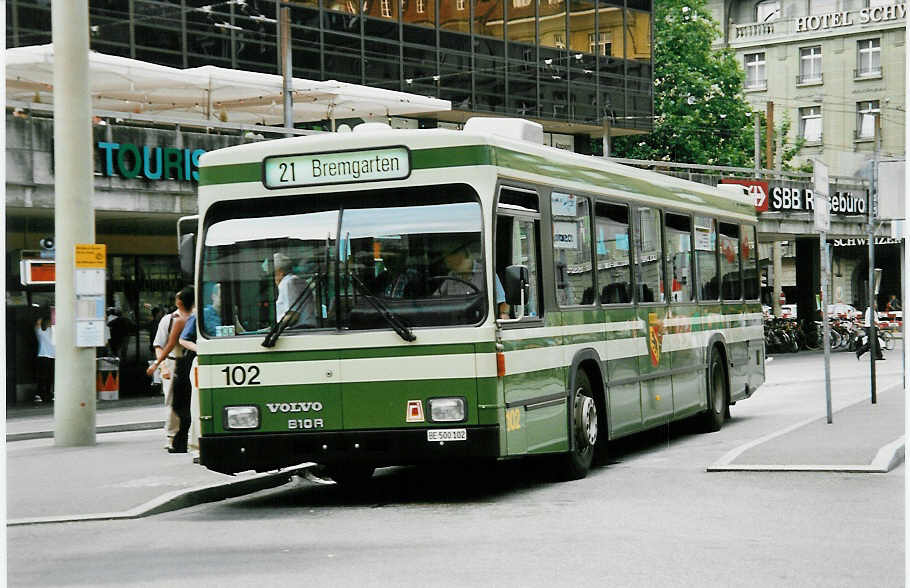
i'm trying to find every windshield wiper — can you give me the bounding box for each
[262,273,321,348]
[347,273,416,342]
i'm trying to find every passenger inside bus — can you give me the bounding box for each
[273,252,315,329]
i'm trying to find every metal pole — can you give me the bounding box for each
[902,236,906,390]
[868,117,880,404]
[280,6,293,137]
[821,233,832,423]
[765,101,773,173]
[52,0,96,446]
[603,118,611,158]
[773,241,783,317]
[753,111,761,178]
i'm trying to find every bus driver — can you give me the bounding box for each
[434,242,509,319]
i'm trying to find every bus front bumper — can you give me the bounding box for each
[199,425,501,475]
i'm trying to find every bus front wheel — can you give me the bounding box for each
[701,348,727,433]
[559,370,598,480]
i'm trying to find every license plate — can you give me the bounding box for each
[426,428,467,442]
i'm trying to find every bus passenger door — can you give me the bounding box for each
[595,202,640,437]
[496,190,560,455]
[634,207,673,428]
[664,212,702,418]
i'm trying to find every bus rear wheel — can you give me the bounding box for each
[559,370,598,480]
[701,348,727,433]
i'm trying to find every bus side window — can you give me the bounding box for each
[665,212,694,303]
[496,214,542,319]
[551,193,594,306]
[719,222,742,300]
[634,207,665,303]
[741,225,759,300]
[595,202,632,304]
[695,216,718,301]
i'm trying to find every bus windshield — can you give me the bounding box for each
[200,185,487,338]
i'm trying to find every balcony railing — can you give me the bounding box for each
[735,21,776,39]
[744,79,768,91]
[729,14,905,44]
[796,73,823,85]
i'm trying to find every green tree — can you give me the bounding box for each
[611,0,757,166]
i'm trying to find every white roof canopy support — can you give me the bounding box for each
[6,44,451,127]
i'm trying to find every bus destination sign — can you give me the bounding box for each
[263,147,411,188]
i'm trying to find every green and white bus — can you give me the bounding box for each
[189,118,764,482]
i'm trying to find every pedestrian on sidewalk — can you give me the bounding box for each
[33,307,55,404]
[169,293,197,454]
[148,287,192,450]
[856,303,884,361]
[177,312,200,462]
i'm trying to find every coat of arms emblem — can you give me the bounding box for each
[648,312,663,367]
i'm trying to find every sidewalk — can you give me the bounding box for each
[6,395,310,526]
[708,381,905,472]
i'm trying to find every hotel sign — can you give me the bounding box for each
[796,3,906,32]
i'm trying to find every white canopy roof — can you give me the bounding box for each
[6,44,450,125]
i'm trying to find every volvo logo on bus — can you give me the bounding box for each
[266,402,324,414]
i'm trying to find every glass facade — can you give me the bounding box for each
[6,0,652,132]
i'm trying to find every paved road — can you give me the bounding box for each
[8,348,904,587]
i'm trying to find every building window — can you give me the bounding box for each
[800,106,822,142]
[553,33,565,49]
[810,0,839,12]
[857,39,881,77]
[381,0,392,17]
[457,0,465,10]
[867,0,890,6]
[744,52,766,89]
[417,0,425,13]
[513,0,532,6]
[756,0,781,22]
[799,46,822,83]
[856,100,880,139]
[588,32,611,56]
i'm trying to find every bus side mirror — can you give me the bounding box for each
[504,264,529,307]
[179,233,196,282]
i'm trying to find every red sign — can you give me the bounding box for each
[20,260,56,285]
[721,179,770,212]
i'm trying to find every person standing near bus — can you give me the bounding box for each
[856,302,884,361]
[148,287,192,450]
[168,289,196,453]
[173,310,199,457]
[33,307,55,404]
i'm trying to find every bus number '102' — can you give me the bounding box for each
[220,365,261,386]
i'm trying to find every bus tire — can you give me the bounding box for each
[701,347,727,433]
[326,465,375,486]
[559,370,598,480]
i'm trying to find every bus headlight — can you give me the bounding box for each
[428,397,465,422]
[224,406,260,429]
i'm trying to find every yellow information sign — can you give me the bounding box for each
[75,244,107,269]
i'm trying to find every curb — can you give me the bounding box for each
[706,437,905,473]
[707,383,904,473]
[6,420,166,442]
[7,463,315,527]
